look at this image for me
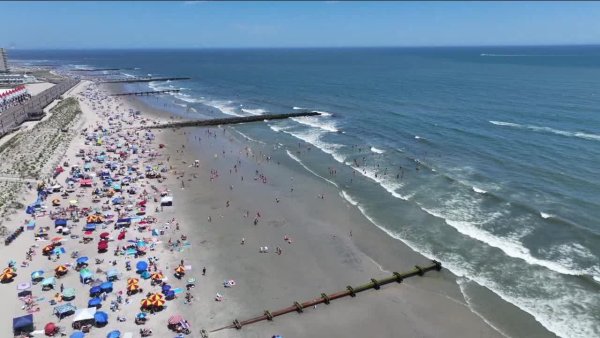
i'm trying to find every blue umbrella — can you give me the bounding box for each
[161,284,171,293]
[106,330,120,338]
[76,257,89,265]
[88,297,102,308]
[135,261,148,272]
[100,281,113,292]
[94,311,108,325]
[140,271,151,279]
[136,312,146,319]
[89,286,102,296]
[70,331,85,338]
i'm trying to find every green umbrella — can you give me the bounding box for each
[41,277,56,286]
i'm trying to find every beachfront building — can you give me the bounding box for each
[0,48,8,73]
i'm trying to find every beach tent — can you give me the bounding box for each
[135,261,148,272]
[70,331,85,338]
[94,311,108,326]
[80,269,93,284]
[100,281,113,293]
[88,297,102,309]
[115,218,131,229]
[160,196,173,206]
[41,276,56,287]
[26,220,36,230]
[55,219,68,227]
[72,307,96,323]
[89,286,102,297]
[84,223,97,231]
[76,257,89,265]
[31,270,44,282]
[53,303,77,319]
[107,330,121,338]
[12,314,34,335]
[105,269,118,281]
[44,322,58,336]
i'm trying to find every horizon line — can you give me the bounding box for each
[6,43,600,51]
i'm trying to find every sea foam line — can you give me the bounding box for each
[290,116,338,133]
[490,120,600,142]
[285,150,338,187]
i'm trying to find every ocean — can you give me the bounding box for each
[12,46,600,337]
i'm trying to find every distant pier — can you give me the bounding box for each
[144,111,321,129]
[72,68,123,72]
[110,90,181,97]
[101,77,191,84]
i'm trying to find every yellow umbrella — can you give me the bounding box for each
[54,265,68,275]
[140,298,153,308]
[147,293,164,303]
[174,265,185,274]
[127,283,140,291]
[127,277,139,285]
[151,272,164,280]
[151,298,165,307]
[0,270,15,282]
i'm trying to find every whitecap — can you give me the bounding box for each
[290,116,338,133]
[370,146,385,154]
[540,212,553,219]
[340,190,358,206]
[241,108,267,116]
[472,186,487,194]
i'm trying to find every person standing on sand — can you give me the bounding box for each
[202,267,206,276]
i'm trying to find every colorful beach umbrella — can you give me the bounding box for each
[127,283,139,292]
[55,265,68,275]
[127,277,139,285]
[140,298,152,308]
[168,314,184,325]
[150,272,164,280]
[174,265,185,274]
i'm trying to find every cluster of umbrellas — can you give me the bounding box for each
[140,292,166,309]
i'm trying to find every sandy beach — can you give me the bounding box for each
[0,77,510,338]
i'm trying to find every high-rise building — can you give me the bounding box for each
[0,48,9,73]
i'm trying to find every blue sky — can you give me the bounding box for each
[1,1,600,49]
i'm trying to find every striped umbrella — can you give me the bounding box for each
[127,283,139,291]
[147,293,164,303]
[140,298,153,308]
[54,265,68,275]
[151,297,165,307]
[174,265,185,274]
[127,277,139,285]
[150,272,164,281]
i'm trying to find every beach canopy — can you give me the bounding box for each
[106,269,118,280]
[54,303,77,319]
[31,270,44,280]
[72,307,96,322]
[88,297,102,308]
[94,311,108,325]
[70,331,85,338]
[55,219,68,227]
[77,257,89,265]
[135,261,148,272]
[84,223,97,231]
[13,314,34,333]
[107,330,121,338]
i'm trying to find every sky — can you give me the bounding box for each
[1,1,600,49]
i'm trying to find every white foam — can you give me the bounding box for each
[314,110,333,117]
[340,190,358,206]
[285,150,338,187]
[472,186,487,194]
[540,212,553,219]
[490,121,600,142]
[268,124,290,133]
[241,108,267,116]
[349,163,408,200]
[370,146,385,154]
[207,100,243,117]
[290,116,338,133]
[292,106,306,110]
[232,129,265,144]
[283,129,346,164]
[419,205,595,277]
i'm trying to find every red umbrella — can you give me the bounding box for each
[99,232,110,239]
[44,322,57,335]
[97,241,108,251]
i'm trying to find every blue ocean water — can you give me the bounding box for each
[12,47,600,337]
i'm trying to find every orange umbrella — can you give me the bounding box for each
[147,293,164,303]
[174,265,185,274]
[127,283,140,291]
[151,272,164,280]
[151,297,165,307]
[51,237,63,243]
[127,277,139,285]
[43,244,55,253]
[140,298,153,308]
[0,270,15,282]
[2,267,14,274]
[54,265,68,274]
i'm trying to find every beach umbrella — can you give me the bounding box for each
[151,297,165,307]
[43,244,55,254]
[100,232,110,239]
[175,265,185,275]
[89,286,102,297]
[161,284,171,293]
[151,272,164,281]
[55,265,68,275]
[41,277,56,286]
[76,257,89,265]
[126,283,139,292]
[97,241,108,252]
[135,312,146,319]
[106,330,120,338]
[88,297,102,308]
[70,331,85,338]
[140,271,151,279]
[147,293,164,303]
[140,298,153,308]
[94,311,108,325]
[127,277,139,285]
[51,236,63,243]
[168,314,184,325]
[44,322,57,335]
[135,261,148,272]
